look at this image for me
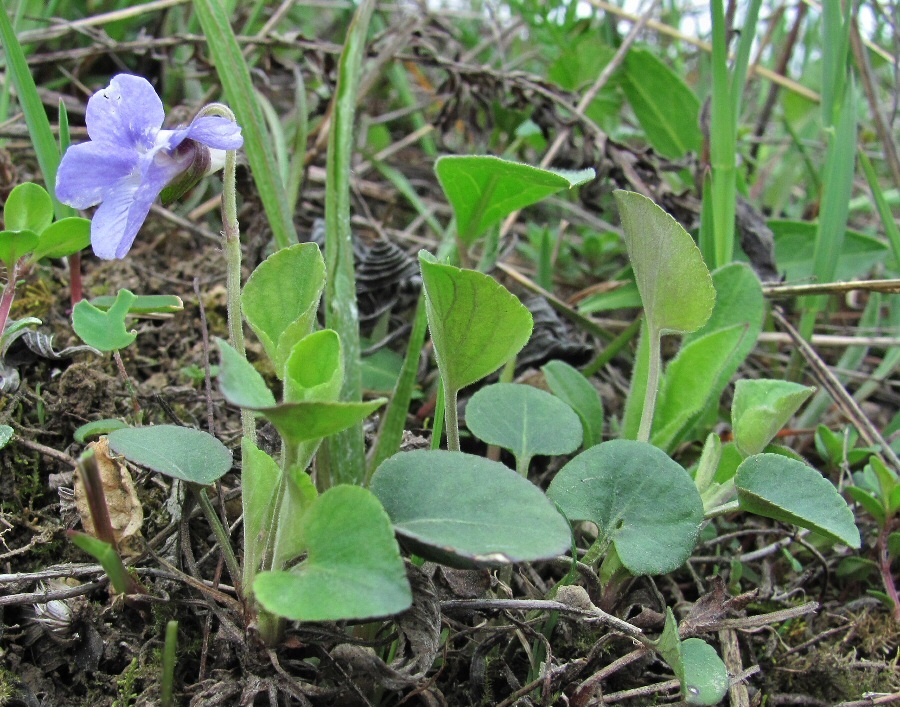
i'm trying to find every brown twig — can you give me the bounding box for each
[771,307,900,472]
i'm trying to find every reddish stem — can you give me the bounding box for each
[68,252,83,306]
[877,518,900,622]
[0,259,22,337]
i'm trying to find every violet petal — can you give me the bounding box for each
[178,116,243,150]
[56,142,138,209]
[85,74,164,151]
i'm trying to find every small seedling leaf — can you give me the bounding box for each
[732,379,815,457]
[419,252,532,395]
[67,531,137,595]
[73,419,129,444]
[242,242,325,374]
[0,229,39,266]
[435,155,594,244]
[548,440,704,575]
[542,360,604,447]
[613,190,714,336]
[31,216,91,260]
[253,485,411,621]
[681,638,729,705]
[71,289,137,351]
[371,449,571,568]
[87,293,184,315]
[108,425,233,485]
[736,453,861,548]
[466,383,582,464]
[4,182,53,234]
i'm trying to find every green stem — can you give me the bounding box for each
[445,387,460,453]
[704,499,740,519]
[637,327,661,443]
[189,483,241,594]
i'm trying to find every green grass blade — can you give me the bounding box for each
[821,2,851,129]
[367,293,429,479]
[192,0,296,249]
[286,68,308,213]
[859,150,900,266]
[705,0,736,268]
[729,0,763,120]
[323,0,376,486]
[800,79,858,340]
[0,0,70,218]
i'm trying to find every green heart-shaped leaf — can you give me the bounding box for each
[283,329,342,404]
[732,379,815,457]
[435,155,594,244]
[3,182,52,234]
[371,449,571,569]
[108,425,232,485]
[466,383,582,471]
[253,485,411,621]
[242,242,325,375]
[71,288,138,351]
[419,252,532,395]
[216,338,383,447]
[547,440,704,575]
[613,190,714,336]
[736,453,861,547]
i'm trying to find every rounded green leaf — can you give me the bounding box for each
[419,252,533,395]
[435,155,594,244]
[735,453,861,548]
[681,638,729,705]
[71,288,137,351]
[613,190,715,336]
[108,425,232,485]
[732,379,815,457]
[4,182,52,234]
[0,229,39,266]
[466,383,582,462]
[31,216,91,260]
[542,360,604,447]
[547,440,704,575]
[242,242,325,373]
[370,449,571,568]
[253,485,411,621]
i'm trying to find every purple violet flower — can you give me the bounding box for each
[56,74,243,259]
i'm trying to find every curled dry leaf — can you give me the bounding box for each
[73,437,144,557]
